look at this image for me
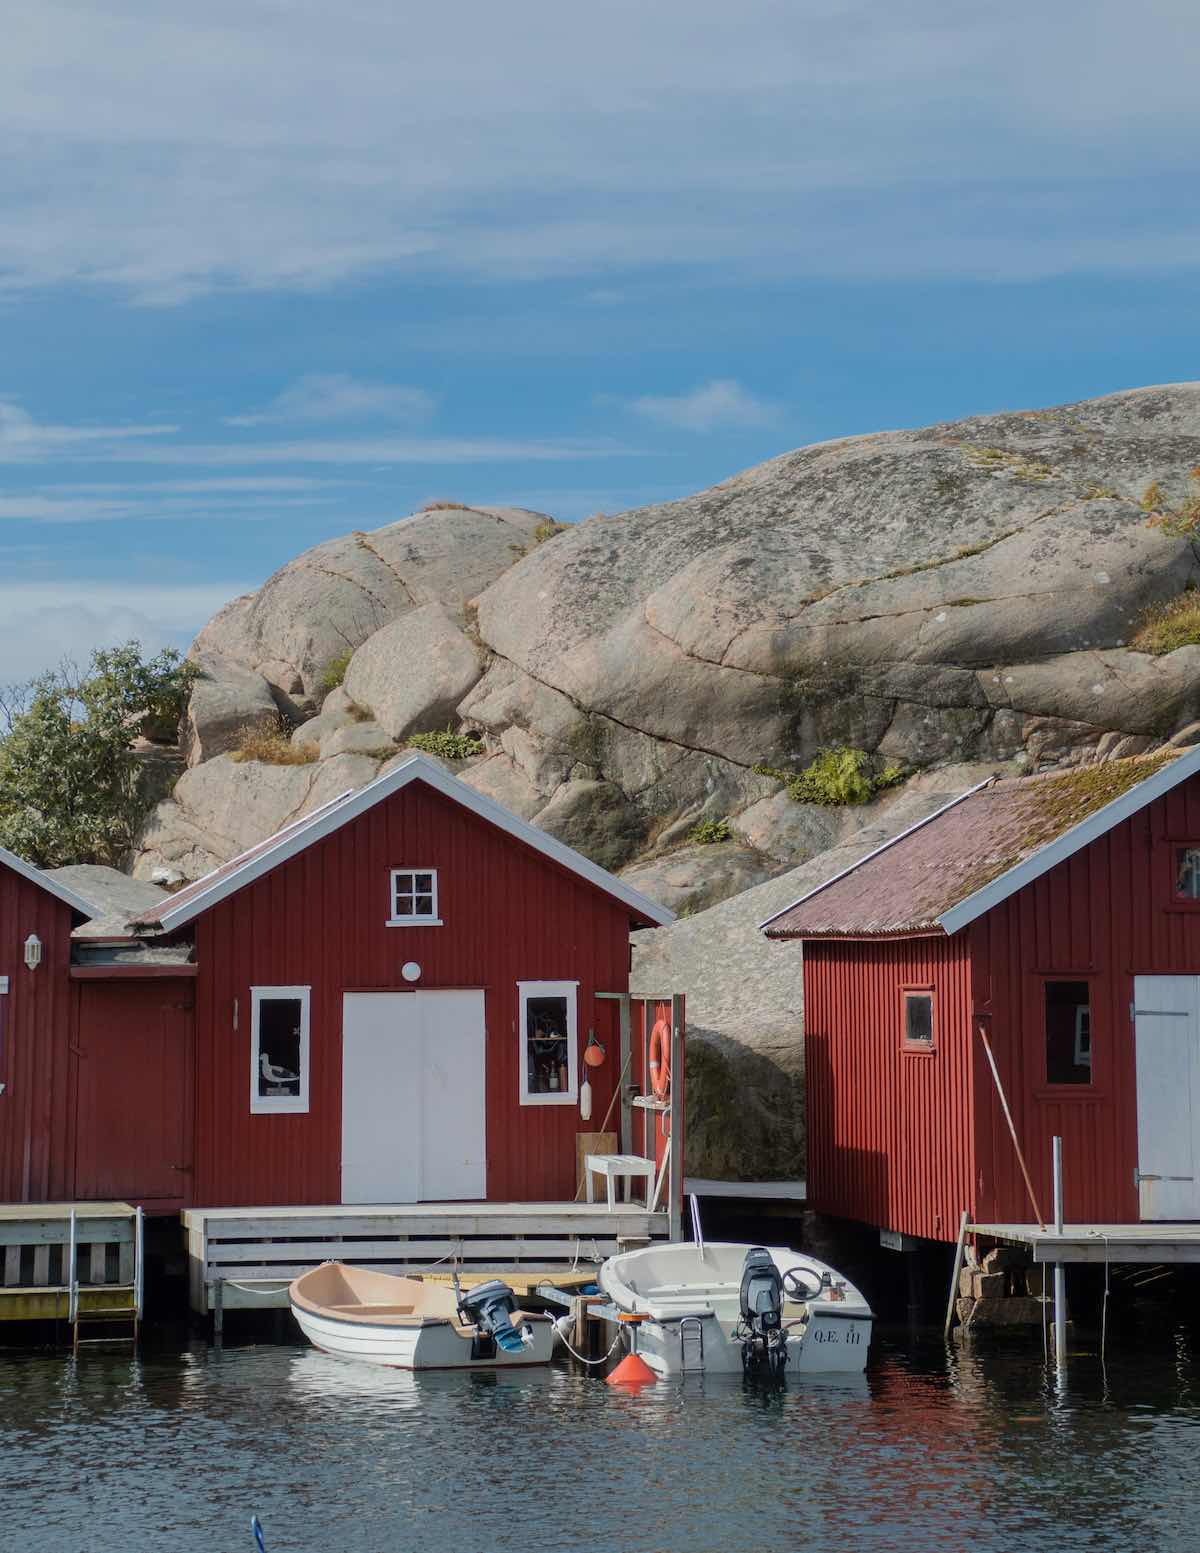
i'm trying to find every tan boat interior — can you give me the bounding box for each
[290,1261,543,1333]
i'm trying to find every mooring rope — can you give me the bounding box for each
[553,1324,624,1366]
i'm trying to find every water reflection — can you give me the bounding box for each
[3,1328,1200,1551]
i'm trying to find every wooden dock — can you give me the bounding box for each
[183,1200,669,1319]
[972,1221,1200,1265]
[0,1202,142,1334]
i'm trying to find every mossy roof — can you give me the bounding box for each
[762,749,1192,939]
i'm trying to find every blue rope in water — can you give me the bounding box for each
[251,1514,266,1552]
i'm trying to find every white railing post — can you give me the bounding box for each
[67,1208,78,1325]
[1052,1136,1066,1368]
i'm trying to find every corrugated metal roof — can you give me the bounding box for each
[762,748,1197,939]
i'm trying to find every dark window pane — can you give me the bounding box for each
[1045,980,1091,1084]
[414,894,433,915]
[525,995,569,1095]
[905,994,933,1044]
[257,998,303,1097]
[415,873,433,893]
[1177,848,1200,900]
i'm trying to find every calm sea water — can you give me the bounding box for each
[4,1321,1200,1552]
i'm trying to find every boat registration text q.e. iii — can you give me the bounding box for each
[598,1241,873,1377]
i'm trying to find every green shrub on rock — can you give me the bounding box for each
[407,728,483,761]
[755,747,910,808]
[688,817,732,844]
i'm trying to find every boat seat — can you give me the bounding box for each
[327,1302,417,1316]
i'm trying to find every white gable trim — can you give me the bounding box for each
[757,780,995,934]
[0,845,97,918]
[144,752,675,932]
[937,745,1200,935]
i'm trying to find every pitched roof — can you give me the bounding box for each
[760,746,1200,940]
[0,844,97,918]
[131,751,675,933]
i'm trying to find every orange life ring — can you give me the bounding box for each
[648,1017,671,1102]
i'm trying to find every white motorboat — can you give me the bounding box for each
[598,1240,872,1377]
[289,1262,555,1370]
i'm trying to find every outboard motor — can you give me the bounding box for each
[456,1278,532,1361]
[736,1247,787,1380]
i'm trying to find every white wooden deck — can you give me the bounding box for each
[183,1200,669,1314]
[973,1221,1200,1264]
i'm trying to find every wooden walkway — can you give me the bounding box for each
[183,1200,669,1316]
[972,1221,1200,1264]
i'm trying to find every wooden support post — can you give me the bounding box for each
[213,1279,224,1347]
[619,994,632,1155]
[668,993,684,1243]
[944,1209,969,1341]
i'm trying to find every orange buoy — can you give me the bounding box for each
[607,1350,657,1386]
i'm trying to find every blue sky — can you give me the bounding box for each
[2,0,1199,680]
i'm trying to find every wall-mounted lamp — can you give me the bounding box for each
[23,934,42,972]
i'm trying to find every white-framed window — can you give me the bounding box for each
[388,868,442,926]
[250,986,310,1115]
[518,981,579,1106]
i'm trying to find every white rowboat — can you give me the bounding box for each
[289,1262,555,1370]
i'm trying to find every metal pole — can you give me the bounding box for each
[977,1023,1047,1230]
[1052,1135,1066,1368]
[944,1208,969,1341]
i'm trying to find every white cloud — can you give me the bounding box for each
[226,373,436,427]
[0,401,177,463]
[628,379,778,433]
[90,435,628,469]
[0,580,247,683]
[0,2,1196,301]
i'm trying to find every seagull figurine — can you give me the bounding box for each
[259,1051,299,1088]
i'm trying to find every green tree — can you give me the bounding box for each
[0,643,198,867]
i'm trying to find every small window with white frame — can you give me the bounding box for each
[388,869,441,926]
[902,989,935,1050]
[518,981,578,1105]
[250,986,310,1114]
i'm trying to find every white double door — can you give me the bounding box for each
[341,990,486,1204]
[1134,976,1200,1220]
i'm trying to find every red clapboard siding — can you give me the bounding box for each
[802,934,974,1243]
[971,773,1200,1229]
[0,862,79,1202]
[190,777,635,1207]
[803,769,1200,1243]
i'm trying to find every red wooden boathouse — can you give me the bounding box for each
[2,754,678,1221]
[0,849,93,1202]
[761,747,1200,1246]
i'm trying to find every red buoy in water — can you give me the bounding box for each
[607,1351,656,1387]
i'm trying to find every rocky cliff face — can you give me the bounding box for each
[137,382,1200,896]
[129,381,1200,1178]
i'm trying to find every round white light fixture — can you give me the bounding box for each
[401,962,422,983]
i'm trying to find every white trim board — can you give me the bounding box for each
[139,752,675,933]
[0,845,97,918]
